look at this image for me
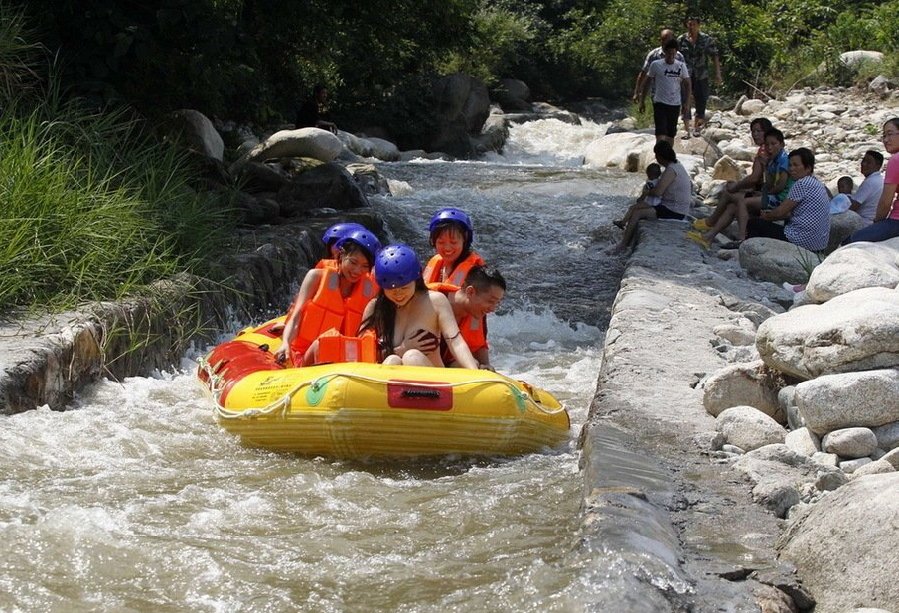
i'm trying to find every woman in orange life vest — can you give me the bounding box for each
[422,207,485,286]
[427,265,506,371]
[318,222,366,269]
[274,228,381,367]
[360,244,479,369]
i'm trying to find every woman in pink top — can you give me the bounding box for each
[845,117,899,244]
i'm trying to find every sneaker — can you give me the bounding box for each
[685,230,710,250]
[692,218,711,231]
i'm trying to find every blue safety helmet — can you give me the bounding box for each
[374,244,422,289]
[428,208,473,234]
[428,207,474,248]
[335,228,382,264]
[322,222,366,247]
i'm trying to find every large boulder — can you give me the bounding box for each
[715,406,787,451]
[738,238,820,286]
[674,136,722,167]
[230,128,342,173]
[795,369,899,435]
[702,360,782,420]
[165,109,225,161]
[430,73,491,157]
[821,427,878,458]
[839,50,884,71]
[733,444,847,518]
[471,105,509,154]
[826,211,868,253]
[493,78,531,112]
[276,162,369,216]
[756,287,899,379]
[778,473,899,613]
[806,238,899,303]
[584,132,656,173]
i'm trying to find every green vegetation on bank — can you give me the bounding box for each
[33,0,899,131]
[0,6,235,315]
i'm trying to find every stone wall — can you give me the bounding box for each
[0,225,322,415]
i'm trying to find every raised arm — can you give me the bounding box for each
[432,292,479,369]
[275,268,324,363]
[874,182,897,222]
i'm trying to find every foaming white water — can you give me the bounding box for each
[386,178,414,196]
[486,117,608,166]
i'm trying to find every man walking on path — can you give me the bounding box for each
[640,39,691,145]
[677,16,722,138]
[632,28,685,103]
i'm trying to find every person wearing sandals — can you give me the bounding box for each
[687,127,790,249]
[677,15,722,139]
[745,148,830,252]
[639,39,691,145]
[693,117,772,233]
[608,141,692,254]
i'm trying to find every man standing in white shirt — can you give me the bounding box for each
[850,149,885,224]
[632,28,685,103]
[639,39,691,145]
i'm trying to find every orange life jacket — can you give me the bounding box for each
[316,328,378,364]
[290,268,378,361]
[422,252,485,286]
[426,282,489,363]
[315,258,339,270]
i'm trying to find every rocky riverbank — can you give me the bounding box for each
[581,84,899,612]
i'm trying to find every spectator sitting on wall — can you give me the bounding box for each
[296,84,338,133]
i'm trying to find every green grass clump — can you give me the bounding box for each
[0,95,235,314]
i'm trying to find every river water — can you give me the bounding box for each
[0,119,663,612]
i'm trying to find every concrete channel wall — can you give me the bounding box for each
[0,226,321,415]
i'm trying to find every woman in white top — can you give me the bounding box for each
[609,141,693,254]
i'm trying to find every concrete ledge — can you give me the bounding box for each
[579,220,803,609]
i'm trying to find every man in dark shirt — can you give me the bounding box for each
[677,16,722,138]
[296,84,337,133]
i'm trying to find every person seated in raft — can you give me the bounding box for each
[360,244,479,369]
[745,147,830,252]
[828,176,854,215]
[613,162,662,229]
[427,265,506,371]
[608,140,693,254]
[318,222,366,268]
[687,127,792,250]
[274,228,382,367]
[422,207,485,286]
[693,117,772,232]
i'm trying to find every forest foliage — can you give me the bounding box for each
[29,0,899,133]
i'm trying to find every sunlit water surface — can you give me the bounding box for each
[0,118,649,611]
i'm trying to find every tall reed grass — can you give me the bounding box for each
[0,5,235,315]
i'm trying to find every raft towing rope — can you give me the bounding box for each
[196,356,566,419]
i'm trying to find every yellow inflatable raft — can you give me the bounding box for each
[197,318,570,458]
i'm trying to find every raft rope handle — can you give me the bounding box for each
[197,355,311,421]
[196,357,567,418]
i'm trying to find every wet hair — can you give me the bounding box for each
[338,239,375,267]
[360,277,428,358]
[646,163,662,178]
[764,128,785,144]
[653,140,677,164]
[462,266,506,293]
[837,176,853,192]
[663,38,679,51]
[789,147,815,171]
[429,220,473,272]
[864,149,884,168]
[749,117,773,132]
